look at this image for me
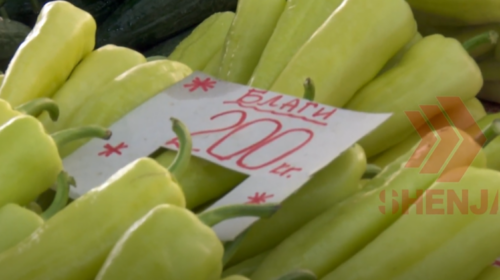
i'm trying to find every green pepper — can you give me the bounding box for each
[169,12,235,71]
[0,171,73,254]
[0,115,110,209]
[0,118,190,280]
[250,125,488,280]
[450,24,500,58]
[95,203,278,280]
[322,166,500,280]
[377,32,423,76]
[223,251,271,278]
[218,0,286,84]
[223,276,249,280]
[0,1,96,107]
[203,48,224,77]
[474,266,500,280]
[407,0,500,26]
[467,113,500,171]
[248,0,344,89]
[227,144,367,266]
[38,44,147,134]
[59,59,192,158]
[369,97,487,168]
[15,98,60,121]
[345,32,489,158]
[269,0,416,108]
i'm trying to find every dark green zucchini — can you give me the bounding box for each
[96,0,238,51]
[143,26,195,57]
[4,0,124,27]
[0,17,31,71]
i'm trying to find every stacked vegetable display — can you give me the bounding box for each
[0,0,500,279]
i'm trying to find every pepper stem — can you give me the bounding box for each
[41,171,75,220]
[15,98,60,121]
[462,30,499,52]
[51,126,112,150]
[362,164,382,179]
[275,270,317,280]
[198,203,280,227]
[167,117,192,178]
[478,119,500,147]
[303,78,315,101]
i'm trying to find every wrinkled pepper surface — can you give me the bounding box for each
[227,144,367,265]
[323,166,500,280]
[269,0,416,108]
[60,59,192,157]
[95,203,278,280]
[218,0,285,84]
[0,115,110,209]
[345,34,484,158]
[248,0,344,89]
[169,12,234,71]
[0,1,96,107]
[370,97,486,168]
[0,171,73,253]
[250,125,487,280]
[39,44,147,134]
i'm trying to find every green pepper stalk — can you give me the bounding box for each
[276,270,317,280]
[40,171,74,220]
[15,98,60,121]
[51,125,112,151]
[477,119,500,147]
[362,164,382,179]
[462,30,499,52]
[303,78,315,101]
[167,117,192,179]
[199,203,280,227]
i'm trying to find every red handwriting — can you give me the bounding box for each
[164,110,311,177]
[183,77,217,92]
[98,142,128,157]
[223,89,337,126]
[246,192,274,204]
[270,163,303,178]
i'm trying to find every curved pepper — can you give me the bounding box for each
[203,49,224,77]
[218,0,286,84]
[0,115,110,209]
[0,97,59,126]
[250,125,487,280]
[248,0,345,89]
[59,59,192,158]
[95,203,279,280]
[38,44,147,134]
[474,266,500,280]
[269,0,416,107]
[407,0,500,26]
[0,1,96,107]
[223,251,271,278]
[345,33,487,158]
[377,32,423,76]
[169,12,235,71]
[0,118,190,280]
[369,97,487,168]
[0,171,73,254]
[322,166,500,280]
[227,144,367,266]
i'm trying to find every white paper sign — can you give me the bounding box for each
[62,72,391,240]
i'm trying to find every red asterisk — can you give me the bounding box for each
[98,142,128,157]
[246,192,274,204]
[183,77,216,92]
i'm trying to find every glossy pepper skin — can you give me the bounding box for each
[0,1,96,107]
[227,144,367,266]
[0,115,109,209]
[60,59,192,157]
[38,44,147,134]
[248,0,344,89]
[169,12,234,71]
[377,32,423,76]
[223,251,270,278]
[369,97,487,168]
[407,0,500,26]
[322,166,500,280]
[345,34,483,158]
[250,126,487,280]
[0,171,73,254]
[474,266,500,280]
[0,158,186,280]
[218,0,286,84]
[269,0,416,108]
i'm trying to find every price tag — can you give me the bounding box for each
[62,72,391,240]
